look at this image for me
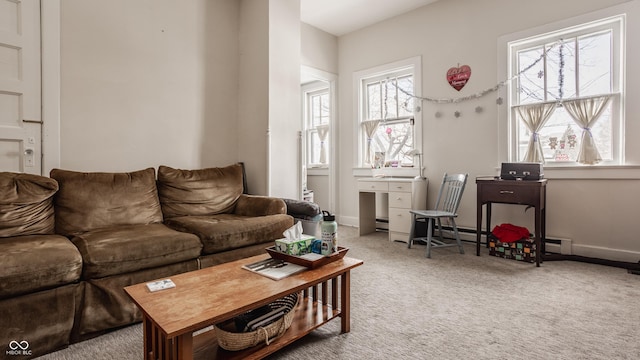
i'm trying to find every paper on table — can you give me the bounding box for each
[242,258,307,280]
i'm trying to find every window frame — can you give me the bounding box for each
[353,56,422,176]
[505,14,625,167]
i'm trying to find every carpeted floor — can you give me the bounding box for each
[39,226,640,359]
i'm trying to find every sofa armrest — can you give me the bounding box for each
[234,194,287,216]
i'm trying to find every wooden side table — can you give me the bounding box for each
[476,178,547,267]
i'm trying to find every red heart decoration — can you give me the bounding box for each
[446,65,471,91]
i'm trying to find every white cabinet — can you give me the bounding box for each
[358,178,428,242]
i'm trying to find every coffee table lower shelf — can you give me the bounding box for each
[193,296,339,360]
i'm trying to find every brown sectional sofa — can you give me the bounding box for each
[0,163,293,358]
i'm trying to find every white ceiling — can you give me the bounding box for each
[300,0,441,36]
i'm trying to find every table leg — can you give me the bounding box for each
[476,203,482,256]
[541,207,546,256]
[340,271,351,333]
[485,203,492,248]
[176,333,193,360]
[535,206,541,267]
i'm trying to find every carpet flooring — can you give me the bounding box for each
[39,226,640,359]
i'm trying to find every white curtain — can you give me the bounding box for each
[515,102,557,163]
[362,120,380,164]
[316,124,329,164]
[562,95,612,165]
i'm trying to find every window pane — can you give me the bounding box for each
[367,82,381,120]
[397,75,414,117]
[311,95,321,125]
[320,93,330,121]
[369,121,414,165]
[547,39,577,100]
[578,31,612,96]
[517,47,545,104]
[384,79,398,119]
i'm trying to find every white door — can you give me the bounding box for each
[0,0,41,174]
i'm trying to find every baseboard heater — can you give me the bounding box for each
[434,225,640,274]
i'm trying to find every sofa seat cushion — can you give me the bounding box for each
[50,168,163,236]
[0,234,82,299]
[0,172,58,237]
[165,213,293,254]
[71,223,202,279]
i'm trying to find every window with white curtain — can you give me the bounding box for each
[304,86,330,167]
[508,15,624,165]
[356,58,420,168]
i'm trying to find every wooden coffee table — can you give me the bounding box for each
[124,254,363,360]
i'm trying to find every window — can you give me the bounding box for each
[508,15,623,165]
[355,57,421,168]
[304,85,330,167]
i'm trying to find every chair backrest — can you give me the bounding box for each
[434,173,468,214]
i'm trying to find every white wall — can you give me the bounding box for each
[301,23,338,74]
[337,0,640,262]
[60,0,240,172]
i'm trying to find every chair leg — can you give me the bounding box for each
[451,218,464,254]
[426,218,433,258]
[436,218,444,241]
[408,213,416,249]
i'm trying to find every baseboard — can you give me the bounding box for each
[339,215,359,228]
[345,220,640,269]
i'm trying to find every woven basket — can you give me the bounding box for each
[215,293,299,351]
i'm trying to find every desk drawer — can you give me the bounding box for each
[389,208,411,233]
[388,181,411,192]
[389,191,412,208]
[358,181,388,192]
[480,184,538,205]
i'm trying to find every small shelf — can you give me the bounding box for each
[193,296,340,360]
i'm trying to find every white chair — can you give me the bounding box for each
[408,173,468,258]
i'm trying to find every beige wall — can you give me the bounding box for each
[268,0,301,199]
[60,0,240,172]
[337,0,640,262]
[238,0,269,194]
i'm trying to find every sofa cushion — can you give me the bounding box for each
[0,172,58,237]
[164,213,293,254]
[0,234,82,299]
[50,168,163,236]
[71,223,203,279]
[157,164,244,219]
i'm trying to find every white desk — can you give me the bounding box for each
[358,177,428,242]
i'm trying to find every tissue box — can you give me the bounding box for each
[274,235,315,255]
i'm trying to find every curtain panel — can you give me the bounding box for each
[562,95,612,165]
[362,120,380,165]
[514,102,557,163]
[315,124,329,164]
